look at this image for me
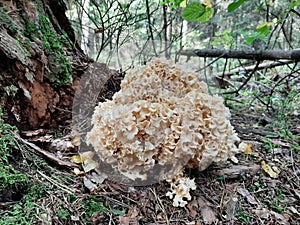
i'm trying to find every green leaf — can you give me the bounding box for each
[256,3,264,12]
[289,0,300,9]
[111,209,126,216]
[246,36,255,45]
[257,25,270,36]
[198,7,214,22]
[228,0,246,12]
[182,2,205,21]
[182,2,214,22]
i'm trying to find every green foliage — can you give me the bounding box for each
[182,2,214,23]
[82,196,106,218]
[289,0,300,9]
[228,0,250,12]
[237,209,251,223]
[57,209,70,221]
[0,184,48,225]
[0,107,45,225]
[212,28,235,49]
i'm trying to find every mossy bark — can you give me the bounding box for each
[0,0,91,130]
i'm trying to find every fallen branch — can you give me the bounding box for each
[180,49,300,61]
[211,164,261,179]
[215,59,293,77]
[14,134,79,168]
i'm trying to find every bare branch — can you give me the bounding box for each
[180,49,300,61]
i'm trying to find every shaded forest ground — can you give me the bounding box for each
[0,79,299,225]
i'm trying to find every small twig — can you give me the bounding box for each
[14,134,79,169]
[221,60,261,95]
[37,170,76,194]
[150,188,169,225]
[195,54,224,72]
[290,148,300,183]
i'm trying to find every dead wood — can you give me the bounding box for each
[215,60,293,78]
[180,48,300,61]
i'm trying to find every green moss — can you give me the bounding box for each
[0,109,50,224]
[0,107,28,191]
[0,184,49,225]
[38,14,73,86]
[24,22,40,40]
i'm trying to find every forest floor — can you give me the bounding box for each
[0,95,299,225]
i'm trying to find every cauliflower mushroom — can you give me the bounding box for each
[86,58,240,206]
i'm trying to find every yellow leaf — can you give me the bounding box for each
[239,142,259,156]
[202,0,213,8]
[261,161,279,178]
[71,155,83,164]
[244,144,253,154]
[180,0,187,7]
[267,1,274,6]
[257,22,274,29]
[74,168,85,175]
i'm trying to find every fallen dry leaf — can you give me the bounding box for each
[224,195,238,220]
[269,210,290,225]
[287,206,300,216]
[83,177,98,191]
[127,207,139,218]
[261,161,280,178]
[72,135,81,146]
[71,155,83,164]
[83,159,99,172]
[253,208,270,219]
[237,187,258,205]
[238,142,248,151]
[187,199,198,217]
[239,142,259,156]
[87,171,107,185]
[71,152,99,172]
[118,216,130,225]
[197,197,217,224]
[253,207,290,224]
[80,151,95,161]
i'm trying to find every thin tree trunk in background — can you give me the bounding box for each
[162,5,169,59]
[146,0,157,56]
[80,0,90,54]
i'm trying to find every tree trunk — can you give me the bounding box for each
[0,0,92,130]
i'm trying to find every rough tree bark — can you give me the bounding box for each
[0,0,120,131]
